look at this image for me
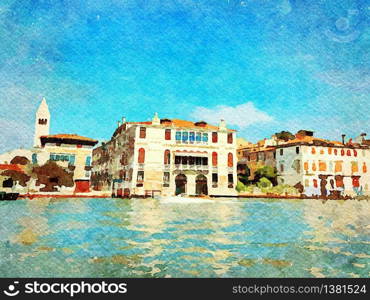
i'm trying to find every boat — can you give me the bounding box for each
[0,192,19,201]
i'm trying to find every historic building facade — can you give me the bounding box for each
[92,114,237,197]
[237,129,370,197]
[0,98,98,193]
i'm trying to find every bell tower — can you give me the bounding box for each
[34,97,50,147]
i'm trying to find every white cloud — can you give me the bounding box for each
[191,102,273,129]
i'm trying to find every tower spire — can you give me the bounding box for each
[34,97,50,147]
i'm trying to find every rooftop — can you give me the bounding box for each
[40,134,98,146]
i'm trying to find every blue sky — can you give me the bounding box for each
[0,0,369,152]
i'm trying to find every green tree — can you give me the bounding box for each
[275,131,295,142]
[253,165,278,186]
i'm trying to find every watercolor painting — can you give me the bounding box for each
[0,0,369,278]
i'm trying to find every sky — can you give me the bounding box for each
[0,0,369,152]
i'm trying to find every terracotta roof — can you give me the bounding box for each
[40,134,98,143]
[0,164,24,173]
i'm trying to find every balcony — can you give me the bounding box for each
[174,164,209,171]
[138,164,145,170]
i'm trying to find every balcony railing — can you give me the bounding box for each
[138,163,145,170]
[174,164,209,171]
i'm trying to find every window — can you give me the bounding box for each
[304,179,309,187]
[163,172,170,186]
[334,149,338,155]
[352,177,360,188]
[328,148,332,155]
[228,153,233,167]
[212,173,218,184]
[137,171,144,186]
[320,149,324,155]
[85,156,91,166]
[175,131,181,141]
[196,157,202,165]
[196,132,201,142]
[189,132,195,143]
[228,174,234,188]
[189,156,195,165]
[227,133,233,144]
[182,132,188,142]
[165,129,171,140]
[304,162,309,171]
[164,150,171,165]
[335,175,344,188]
[296,147,299,154]
[354,149,357,157]
[334,161,343,172]
[139,127,146,138]
[312,162,316,171]
[280,164,284,172]
[347,149,351,156]
[273,151,276,159]
[341,149,345,156]
[212,152,218,167]
[280,149,283,156]
[175,156,181,165]
[212,132,218,143]
[351,161,359,173]
[311,147,316,154]
[69,155,75,166]
[202,157,208,165]
[202,133,208,143]
[313,179,318,188]
[32,153,38,164]
[138,148,145,164]
[318,161,326,171]
[363,162,367,173]
[182,156,188,165]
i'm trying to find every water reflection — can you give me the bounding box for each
[0,198,369,277]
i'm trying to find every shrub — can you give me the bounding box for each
[236,181,246,192]
[257,177,272,189]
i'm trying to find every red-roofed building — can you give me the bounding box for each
[92,113,237,197]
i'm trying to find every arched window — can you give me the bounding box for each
[313,179,318,188]
[227,153,233,167]
[164,149,171,164]
[354,149,357,157]
[311,147,316,154]
[138,148,145,164]
[341,149,345,156]
[334,149,338,155]
[212,152,218,166]
[347,149,351,156]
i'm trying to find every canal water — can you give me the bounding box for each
[0,198,369,277]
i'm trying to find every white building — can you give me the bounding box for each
[0,98,98,193]
[92,113,238,197]
[275,130,370,197]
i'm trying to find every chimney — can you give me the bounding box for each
[219,119,227,131]
[341,134,346,145]
[152,112,160,125]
